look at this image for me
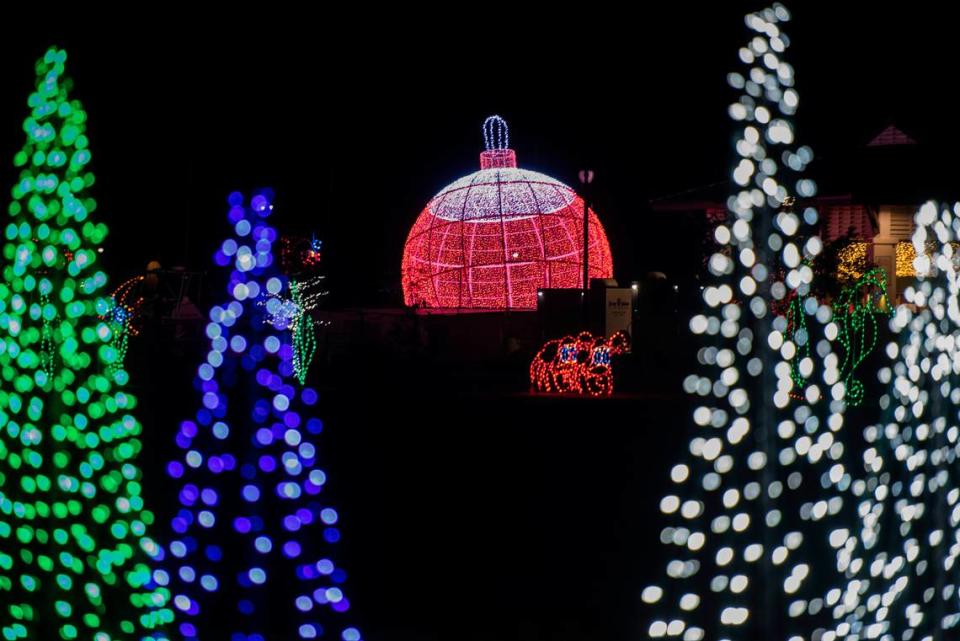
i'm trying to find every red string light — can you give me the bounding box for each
[107,275,147,335]
[530,331,630,396]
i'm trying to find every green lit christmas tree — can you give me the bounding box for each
[0,47,172,640]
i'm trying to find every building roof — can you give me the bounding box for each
[822,204,875,241]
[866,124,917,147]
[648,122,953,213]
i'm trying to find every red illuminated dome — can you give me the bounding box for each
[402,116,613,310]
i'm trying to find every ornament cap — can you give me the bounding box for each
[480,115,517,168]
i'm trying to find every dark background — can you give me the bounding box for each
[2,3,957,301]
[0,4,953,640]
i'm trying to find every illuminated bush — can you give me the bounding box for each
[0,47,172,640]
[836,241,868,282]
[162,190,361,641]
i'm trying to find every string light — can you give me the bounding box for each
[894,240,916,278]
[38,289,55,378]
[895,238,951,278]
[290,280,318,386]
[784,291,811,398]
[292,275,329,313]
[281,235,324,273]
[644,5,853,639]
[529,331,630,396]
[837,242,868,281]
[402,116,613,309]
[483,115,509,151]
[830,267,891,407]
[306,236,322,267]
[107,276,147,337]
[164,190,361,641]
[0,46,172,641]
[261,274,326,385]
[105,305,131,379]
[100,275,146,377]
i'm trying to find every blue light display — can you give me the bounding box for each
[162,190,361,641]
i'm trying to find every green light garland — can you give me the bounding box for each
[104,302,130,380]
[290,280,317,386]
[831,266,891,406]
[39,288,55,379]
[784,290,810,395]
[0,47,172,640]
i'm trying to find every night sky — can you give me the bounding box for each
[1,3,956,305]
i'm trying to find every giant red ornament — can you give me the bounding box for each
[402,116,613,309]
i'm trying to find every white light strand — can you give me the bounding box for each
[260,275,325,324]
[427,168,576,222]
[482,114,509,151]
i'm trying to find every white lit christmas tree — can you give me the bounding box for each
[823,201,960,640]
[642,5,859,640]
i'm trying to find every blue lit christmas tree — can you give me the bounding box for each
[161,190,361,641]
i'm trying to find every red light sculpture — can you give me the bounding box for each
[530,330,630,396]
[402,116,613,309]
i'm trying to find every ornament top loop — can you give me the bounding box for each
[480,115,516,169]
[482,115,509,151]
